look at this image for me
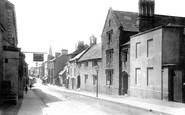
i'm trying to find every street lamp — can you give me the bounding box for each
[94,65,99,97]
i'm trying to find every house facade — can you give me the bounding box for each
[78,43,102,93]
[101,8,138,95]
[100,0,185,96]
[67,50,87,89]
[0,0,28,104]
[50,49,69,85]
[130,26,185,102]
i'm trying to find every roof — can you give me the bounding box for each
[113,10,139,32]
[69,49,87,62]
[59,69,67,76]
[78,43,102,62]
[103,8,185,34]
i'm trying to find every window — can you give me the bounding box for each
[84,74,88,84]
[136,42,141,58]
[122,50,127,62]
[5,59,8,63]
[106,30,113,44]
[135,68,141,85]
[147,39,153,57]
[106,69,114,85]
[84,61,88,67]
[106,49,114,65]
[109,19,111,27]
[74,68,76,76]
[78,63,81,67]
[93,75,97,85]
[147,67,154,86]
[92,60,97,67]
[69,68,72,76]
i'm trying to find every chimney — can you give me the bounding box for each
[137,0,155,32]
[89,35,97,47]
[61,49,68,55]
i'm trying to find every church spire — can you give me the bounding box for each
[47,46,54,61]
[48,45,53,56]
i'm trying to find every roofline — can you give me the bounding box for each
[69,46,91,62]
[77,58,102,63]
[130,25,185,38]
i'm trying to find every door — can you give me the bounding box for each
[77,75,81,88]
[120,71,128,95]
[173,70,183,102]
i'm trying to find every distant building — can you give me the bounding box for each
[67,49,88,89]
[50,49,69,85]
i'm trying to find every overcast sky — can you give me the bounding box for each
[9,0,185,68]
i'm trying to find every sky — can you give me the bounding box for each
[8,0,185,68]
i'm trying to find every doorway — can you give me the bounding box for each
[77,75,81,88]
[120,71,128,95]
[169,69,184,102]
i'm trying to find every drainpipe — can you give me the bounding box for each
[161,68,163,100]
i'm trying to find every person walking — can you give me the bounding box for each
[25,85,28,94]
[29,84,32,90]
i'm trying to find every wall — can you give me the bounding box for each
[130,28,163,99]
[0,30,3,103]
[79,60,102,93]
[162,27,181,65]
[101,9,121,95]
[54,54,68,85]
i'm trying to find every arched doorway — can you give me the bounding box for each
[120,71,128,95]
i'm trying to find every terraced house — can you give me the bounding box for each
[78,39,102,92]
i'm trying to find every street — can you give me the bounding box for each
[32,82,165,115]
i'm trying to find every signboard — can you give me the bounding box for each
[33,53,44,61]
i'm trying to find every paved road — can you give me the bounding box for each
[33,84,165,115]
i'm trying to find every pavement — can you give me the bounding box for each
[16,84,185,115]
[17,90,43,115]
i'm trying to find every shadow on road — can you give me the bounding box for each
[32,88,63,106]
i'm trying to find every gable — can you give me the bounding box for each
[101,7,121,37]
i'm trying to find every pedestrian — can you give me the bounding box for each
[29,84,32,90]
[25,85,28,94]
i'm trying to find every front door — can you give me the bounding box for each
[173,70,183,102]
[77,75,81,88]
[120,71,128,95]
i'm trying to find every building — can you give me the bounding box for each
[50,49,69,85]
[67,49,88,89]
[100,0,185,96]
[101,7,138,95]
[130,25,185,102]
[78,41,102,92]
[47,46,54,84]
[0,0,28,104]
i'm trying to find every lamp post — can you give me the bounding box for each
[95,65,99,97]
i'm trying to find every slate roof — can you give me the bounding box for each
[78,43,102,62]
[112,9,185,32]
[69,49,88,62]
[114,10,139,32]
